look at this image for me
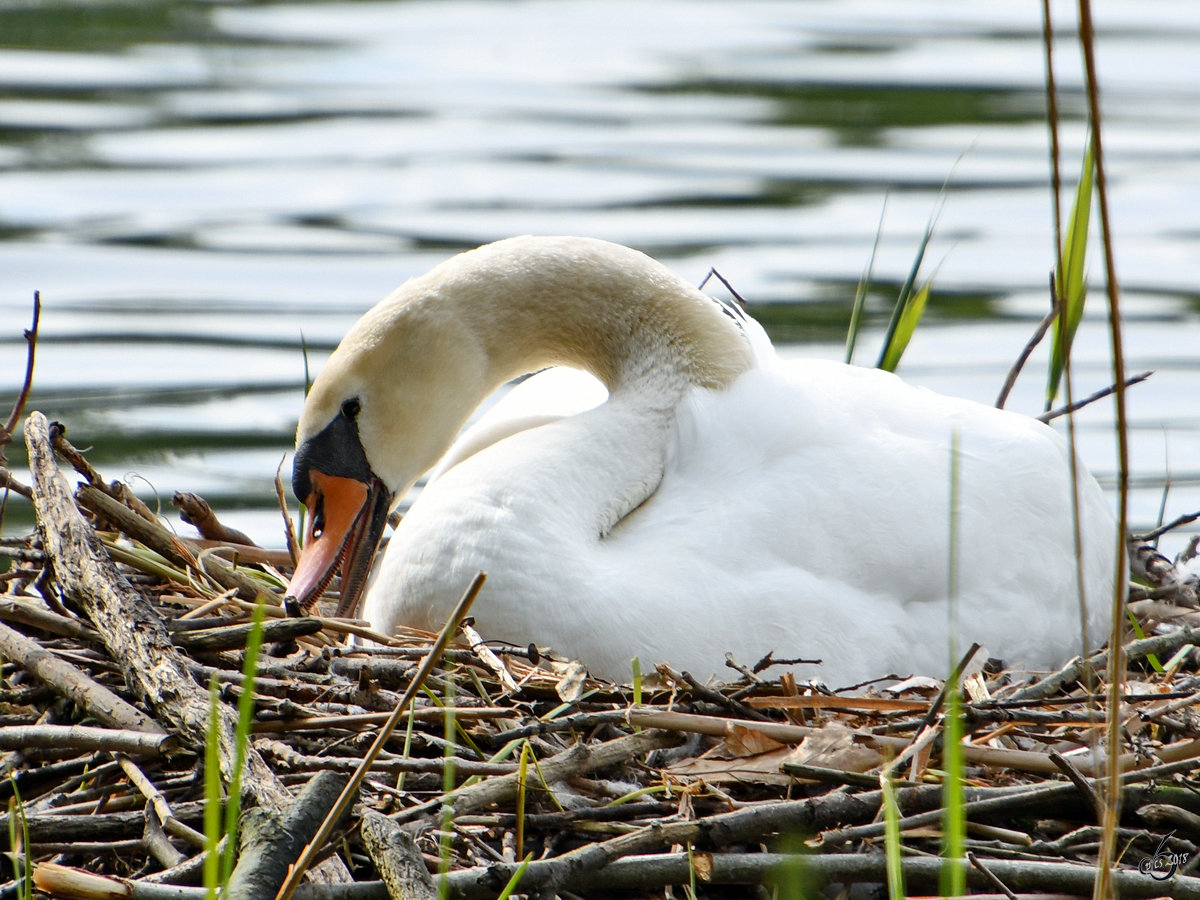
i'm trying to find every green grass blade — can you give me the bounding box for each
[527,749,566,813]
[846,197,888,365]
[493,853,533,900]
[515,741,530,862]
[767,833,814,900]
[880,770,905,899]
[395,704,418,793]
[203,676,222,900]
[1125,608,1164,673]
[437,669,457,900]
[603,783,673,807]
[939,681,967,897]
[940,428,966,896]
[1046,135,1095,408]
[300,329,312,396]
[877,196,939,372]
[220,597,268,887]
[8,779,31,900]
[878,282,931,373]
[631,656,643,731]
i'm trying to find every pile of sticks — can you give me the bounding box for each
[4,408,1200,899]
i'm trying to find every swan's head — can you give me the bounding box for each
[283,289,488,617]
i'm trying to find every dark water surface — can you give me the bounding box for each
[2,0,1199,549]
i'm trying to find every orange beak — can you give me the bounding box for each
[284,470,390,618]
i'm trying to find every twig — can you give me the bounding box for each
[171,491,256,546]
[257,744,518,778]
[31,852,1200,900]
[1049,748,1103,816]
[483,709,636,746]
[1037,370,1151,423]
[995,297,1057,410]
[627,707,812,743]
[76,483,272,603]
[141,807,186,870]
[461,618,520,694]
[1065,26,1131,879]
[0,466,34,500]
[170,616,322,653]
[660,664,770,721]
[117,754,207,848]
[781,762,915,789]
[252,706,518,735]
[447,851,1198,898]
[1134,509,1200,543]
[1136,803,1200,838]
[966,851,1021,900]
[49,423,158,524]
[698,268,748,306]
[914,642,981,734]
[0,291,40,463]
[138,838,225,887]
[182,540,295,568]
[6,801,207,843]
[226,770,352,900]
[1011,626,1200,702]
[275,455,302,567]
[0,595,98,641]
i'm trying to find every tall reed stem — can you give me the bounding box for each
[1075,2,1131,897]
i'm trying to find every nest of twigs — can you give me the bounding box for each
[4,408,1200,900]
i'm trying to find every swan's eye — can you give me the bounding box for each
[341,398,361,419]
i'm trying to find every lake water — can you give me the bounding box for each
[2,0,1199,554]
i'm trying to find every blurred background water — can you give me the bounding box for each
[2,0,1199,552]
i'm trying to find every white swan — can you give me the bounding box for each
[284,235,1118,687]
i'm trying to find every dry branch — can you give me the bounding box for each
[0,618,162,733]
[0,724,170,755]
[360,810,437,900]
[0,290,39,459]
[173,490,256,546]
[441,850,1200,899]
[226,771,353,900]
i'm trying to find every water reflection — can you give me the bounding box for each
[2,0,1199,548]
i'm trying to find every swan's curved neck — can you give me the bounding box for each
[439,237,753,394]
[300,236,755,495]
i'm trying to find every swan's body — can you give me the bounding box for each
[285,236,1117,687]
